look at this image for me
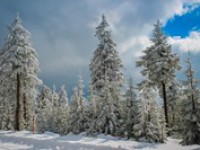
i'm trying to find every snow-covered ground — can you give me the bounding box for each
[0,131,200,150]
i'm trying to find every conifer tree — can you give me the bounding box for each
[90,14,123,96]
[51,85,60,133]
[0,81,15,130]
[89,14,124,136]
[36,85,52,133]
[138,79,166,143]
[57,85,69,135]
[136,20,181,125]
[181,58,200,145]
[69,76,86,134]
[0,14,39,131]
[86,86,99,136]
[123,77,140,139]
[95,72,123,135]
[167,81,184,136]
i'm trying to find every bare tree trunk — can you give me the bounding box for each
[147,102,151,122]
[162,82,168,125]
[32,115,35,134]
[23,92,26,128]
[15,73,20,131]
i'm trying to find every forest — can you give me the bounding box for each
[0,13,200,146]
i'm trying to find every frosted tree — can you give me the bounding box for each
[57,85,69,135]
[36,85,53,133]
[136,20,181,125]
[0,80,16,130]
[123,77,140,139]
[138,79,166,143]
[167,81,184,136]
[95,72,122,135]
[181,58,200,145]
[0,54,6,129]
[69,76,86,134]
[86,86,99,135]
[51,85,60,133]
[90,14,123,96]
[89,14,124,136]
[0,14,40,131]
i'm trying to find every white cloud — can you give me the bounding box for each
[86,0,200,81]
[119,36,152,57]
[90,0,200,58]
[169,31,200,53]
[165,0,199,18]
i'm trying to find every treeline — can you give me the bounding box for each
[0,14,200,145]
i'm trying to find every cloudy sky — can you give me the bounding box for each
[0,0,200,96]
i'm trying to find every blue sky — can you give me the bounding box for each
[0,0,200,96]
[164,6,200,37]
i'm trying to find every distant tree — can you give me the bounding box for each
[51,85,60,133]
[167,80,184,136]
[86,86,99,136]
[57,85,70,135]
[181,58,200,145]
[69,76,86,134]
[0,14,40,131]
[136,20,181,125]
[36,85,53,133]
[123,77,140,139]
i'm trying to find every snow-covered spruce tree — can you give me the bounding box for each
[0,49,6,129]
[86,85,99,136]
[89,14,123,96]
[122,77,140,139]
[69,76,87,134]
[0,14,40,131]
[36,85,53,133]
[95,72,124,135]
[167,80,184,136]
[0,79,16,130]
[138,79,166,143]
[181,58,200,145]
[56,85,70,135]
[51,85,61,133]
[89,14,124,135]
[136,20,181,125]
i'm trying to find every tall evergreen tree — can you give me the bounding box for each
[136,20,181,125]
[181,58,200,145]
[0,14,39,131]
[96,73,117,135]
[89,14,123,96]
[89,14,124,136]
